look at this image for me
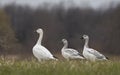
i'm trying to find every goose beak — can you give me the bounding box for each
[80,36,84,39]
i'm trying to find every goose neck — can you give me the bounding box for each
[84,38,89,48]
[62,41,68,49]
[37,32,43,45]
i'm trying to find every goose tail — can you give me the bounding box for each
[53,55,58,60]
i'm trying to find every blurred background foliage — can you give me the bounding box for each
[0,9,23,55]
[0,3,120,57]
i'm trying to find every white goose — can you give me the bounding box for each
[81,35,108,61]
[32,28,57,61]
[61,39,84,60]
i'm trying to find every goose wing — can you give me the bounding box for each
[87,48,105,59]
[33,45,54,58]
[64,48,82,56]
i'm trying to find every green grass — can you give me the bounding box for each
[0,57,120,75]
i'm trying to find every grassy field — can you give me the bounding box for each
[0,56,120,75]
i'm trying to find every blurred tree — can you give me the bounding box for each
[0,10,22,55]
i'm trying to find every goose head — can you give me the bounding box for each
[62,39,68,44]
[80,35,89,40]
[36,28,43,34]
